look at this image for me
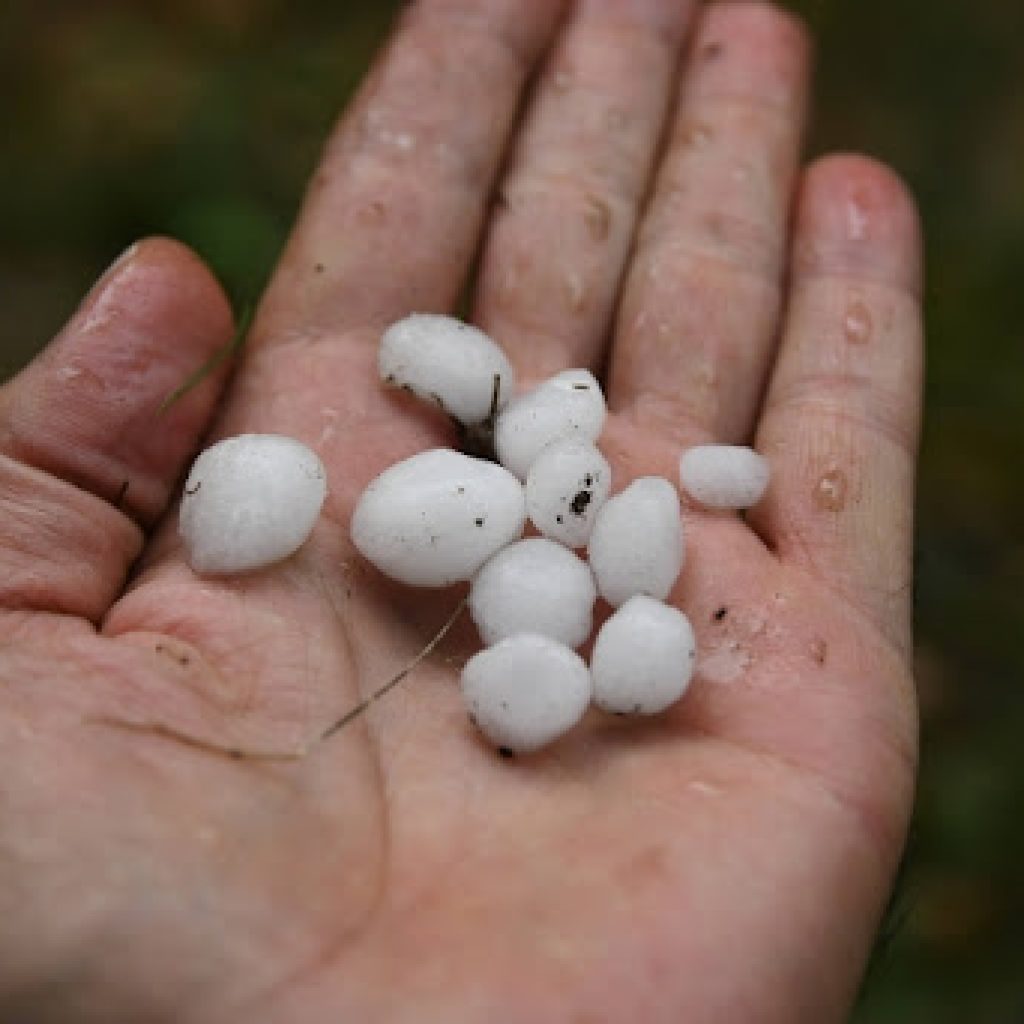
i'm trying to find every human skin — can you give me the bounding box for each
[0,1,922,1021]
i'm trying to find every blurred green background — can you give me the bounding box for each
[1,1,1021,1019]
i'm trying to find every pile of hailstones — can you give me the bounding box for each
[179,314,769,756]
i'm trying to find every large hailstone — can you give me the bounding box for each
[378,313,515,426]
[679,445,770,509]
[461,634,593,753]
[179,434,327,575]
[494,369,607,480]
[525,439,611,548]
[350,448,525,586]
[469,538,596,649]
[591,596,696,715]
[587,477,684,607]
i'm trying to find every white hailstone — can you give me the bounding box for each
[494,369,607,479]
[378,313,515,426]
[461,634,592,753]
[587,477,684,607]
[469,538,596,649]
[591,596,696,715]
[350,448,525,587]
[525,439,611,548]
[179,434,326,575]
[678,445,770,509]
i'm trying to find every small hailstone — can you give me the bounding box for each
[350,448,525,587]
[179,434,326,575]
[469,538,596,649]
[525,439,611,548]
[461,634,592,753]
[494,369,607,479]
[591,596,696,715]
[378,313,515,425]
[679,445,770,508]
[587,477,683,607]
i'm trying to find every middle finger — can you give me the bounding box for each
[608,1,811,444]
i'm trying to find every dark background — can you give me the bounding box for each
[1,2,1022,1019]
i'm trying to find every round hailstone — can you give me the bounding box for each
[350,448,525,587]
[587,477,683,607]
[180,434,327,575]
[469,538,596,649]
[591,596,696,715]
[378,313,515,426]
[678,445,770,509]
[494,369,607,480]
[525,439,611,549]
[461,634,592,753]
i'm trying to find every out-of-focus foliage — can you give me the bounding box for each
[1,1,1022,1019]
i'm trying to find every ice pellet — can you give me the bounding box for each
[469,538,596,649]
[378,313,515,426]
[591,596,696,715]
[350,448,525,587]
[587,477,684,607]
[180,434,326,575]
[525,439,611,548]
[494,369,606,480]
[678,445,770,509]
[461,634,593,753]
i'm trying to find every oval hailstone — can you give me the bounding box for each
[461,634,592,753]
[350,448,525,586]
[180,434,327,575]
[469,538,596,649]
[378,313,515,426]
[525,439,611,548]
[494,369,607,480]
[587,477,684,607]
[591,596,696,715]
[678,445,770,509]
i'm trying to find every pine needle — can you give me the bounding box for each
[158,304,253,414]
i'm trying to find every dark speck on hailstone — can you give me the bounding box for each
[569,490,592,516]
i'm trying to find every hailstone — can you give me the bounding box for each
[525,439,611,548]
[350,448,526,586]
[179,434,327,575]
[678,445,770,508]
[378,313,515,426]
[469,538,596,648]
[461,634,593,753]
[587,477,684,607]
[591,596,696,715]
[494,369,607,479]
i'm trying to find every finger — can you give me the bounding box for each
[255,0,566,343]
[748,155,924,651]
[0,239,234,619]
[607,0,810,443]
[472,0,696,380]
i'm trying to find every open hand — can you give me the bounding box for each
[0,2,922,1020]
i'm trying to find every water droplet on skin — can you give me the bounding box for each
[583,194,611,242]
[566,272,586,312]
[682,121,714,148]
[552,68,573,91]
[845,197,869,242]
[843,301,873,344]
[814,469,847,511]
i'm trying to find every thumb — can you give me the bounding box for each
[0,238,234,621]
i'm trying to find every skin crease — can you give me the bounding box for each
[0,1,923,1021]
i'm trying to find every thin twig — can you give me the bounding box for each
[158,304,253,414]
[320,596,468,741]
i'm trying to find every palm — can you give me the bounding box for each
[0,3,922,1022]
